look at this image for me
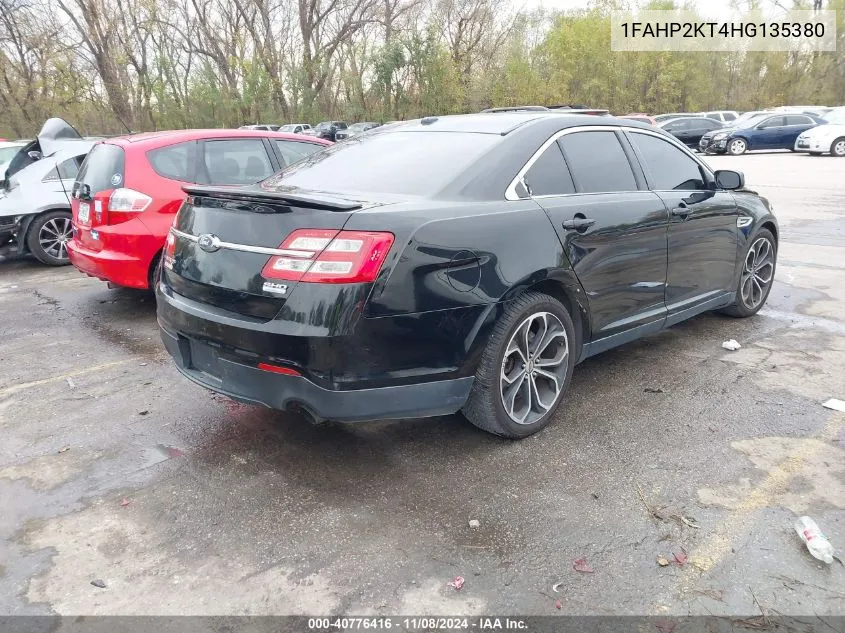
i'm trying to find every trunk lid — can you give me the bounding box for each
[165,185,395,320]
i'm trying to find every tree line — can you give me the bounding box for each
[1,0,843,138]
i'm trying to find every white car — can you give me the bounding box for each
[278,123,312,134]
[0,118,94,265]
[794,107,845,157]
[0,141,26,181]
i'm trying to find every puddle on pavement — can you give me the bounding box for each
[698,436,845,513]
[139,444,186,470]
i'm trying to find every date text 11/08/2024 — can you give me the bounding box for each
[308,617,529,630]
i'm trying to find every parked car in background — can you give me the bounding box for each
[794,107,845,156]
[701,112,826,155]
[279,123,312,134]
[654,112,703,123]
[659,116,723,149]
[700,110,739,123]
[157,112,776,439]
[67,129,331,290]
[620,113,657,125]
[305,121,348,142]
[0,118,93,264]
[239,124,281,131]
[334,122,382,141]
[0,141,26,180]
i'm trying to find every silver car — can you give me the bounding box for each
[0,119,94,265]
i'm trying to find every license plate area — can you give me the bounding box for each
[189,339,222,380]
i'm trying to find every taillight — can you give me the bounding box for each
[107,188,151,225]
[261,229,394,284]
[163,230,176,270]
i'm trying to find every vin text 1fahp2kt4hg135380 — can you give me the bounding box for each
[156,113,778,438]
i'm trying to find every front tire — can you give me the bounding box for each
[727,138,748,156]
[462,292,576,438]
[831,138,845,157]
[26,210,73,266]
[721,228,777,318]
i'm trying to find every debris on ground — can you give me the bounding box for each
[120,498,130,507]
[468,519,480,529]
[822,398,845,413]
[90,579,106,588]
[57,446,70,454]
[138,410,149,416]
[139,362,148,366]
[722,339,742,351]
[552,581,564,593]
[673,552,688,566]
[636,484,700,528]
[644,387,664,394]
[657,556,670,567]
[66,377,76,389]
[447,576,464,591]
[572,558,594,573]
[554,599,562,610]
[794,516,834,564]
[591,492,600,499]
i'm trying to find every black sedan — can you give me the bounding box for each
[157,113,778,438]
[659,116,723,149]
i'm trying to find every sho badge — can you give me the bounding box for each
[262,282,288,295]
[197,233,221,253]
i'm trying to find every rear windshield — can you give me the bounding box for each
[261,131,500,196]
[74,143,125,195]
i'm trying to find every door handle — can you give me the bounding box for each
[562,216,596,231]
[671,201,692,217]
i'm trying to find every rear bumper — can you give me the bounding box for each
[159,324,474,422]
[67,236,150,289]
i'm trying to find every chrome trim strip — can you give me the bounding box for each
[169,227,311,258]
[504,125,715,201]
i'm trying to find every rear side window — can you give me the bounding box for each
[264,131,500,196]
[706,112,720,120]
[74,143,125,196]
[629,132,706,191]
[202,139,274,185]
[147,141,197,182]
[723,112,737,121]
[522,143,575,197]
[274,140,324,168]
[44,155,84,182]
[785,115,812,126]
[558,131,637,193]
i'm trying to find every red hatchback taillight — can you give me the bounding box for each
[261,229,395,284]
[91,188,152,226]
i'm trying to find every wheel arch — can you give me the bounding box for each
[760,220,778,244]
[522,278,588,359]
[147,247,163,290]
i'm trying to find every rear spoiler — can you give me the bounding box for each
[183,184,363,211]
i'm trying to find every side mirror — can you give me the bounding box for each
[715,169,744,190]
[28,150,43,161]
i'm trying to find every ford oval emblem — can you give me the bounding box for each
[197,233,221,253]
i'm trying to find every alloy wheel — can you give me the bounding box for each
[740,236,775,310]
[833,139,845,157]
[499,311,569,426]
[729,139,746,155]
[39,216,72,261]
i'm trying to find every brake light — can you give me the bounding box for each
[110,188,152,213]
[261,229,394,283]
[163,230,176,270]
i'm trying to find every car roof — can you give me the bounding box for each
[99,129,331,149]
[379,112,652,136]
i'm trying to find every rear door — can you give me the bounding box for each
[626,131,739,321]
[783,115,818,148]
[530,129,669,341]
[751,116,787,149]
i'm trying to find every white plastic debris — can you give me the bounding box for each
[722,339,742,351]
[468,519,480,529]
[794,516,834,564]
[822,399,845,413]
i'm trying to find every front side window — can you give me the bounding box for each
[758,116,785,129]
[202,139,273,185]
[520,143,575,197]
[558,131,637,194]
[629,132,706,191]
[274,140,324,168]
[147,141,197,182]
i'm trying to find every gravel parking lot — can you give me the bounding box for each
[1,151,843,619]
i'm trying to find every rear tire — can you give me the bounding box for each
[26,210,72,266]
[831,138,845,157]
[462,292,576,438]
[721,228,777,318]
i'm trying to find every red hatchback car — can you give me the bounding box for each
[68,129,331,289]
